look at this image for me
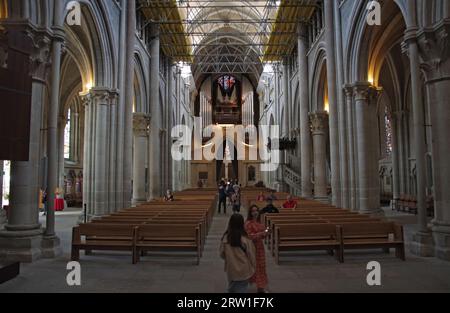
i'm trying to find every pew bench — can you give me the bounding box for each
[133,224,201,265]
[341,222,405,261]
[71,224,138,263]
[274,224,343,265]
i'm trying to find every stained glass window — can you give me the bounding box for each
[385,106,393,156]
[64,109,71,160]
[218,75,236,92]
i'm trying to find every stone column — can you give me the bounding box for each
[391,112,401,202]
[57,116,66,193]
[0,27,50,262]
[282,60,290,137]
[298,24,313,198]
[353,82,382,215]
[123,0,136,209]
[344,86,357,211]
[132,113,150,205]
[323,0,341,207]
[148,24,162,199]
[44,1,64,250]
[81,88,119,217]
[418,21,450,260]
[310,112,329,200]
[404,28,434,256]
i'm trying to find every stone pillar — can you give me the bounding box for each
[57,117,66,198]
[123,0,136,209]
[310,112,329,200]
[167,63,174,191]
[418,21,450,260]
[149,24,162,199]
[43,1,64,255]
[391,112,401,201]
[0,27,50,262]
[323,0,341,207]
[404,28,434,256]
[298,24,313,198]
[81,88,119,217]
[353,83,382,215]
[282,60,290,137]
[344,86,358,211]
[132,113,150,205]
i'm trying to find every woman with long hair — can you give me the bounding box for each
[220,214,256,293]
[245,205,270,293]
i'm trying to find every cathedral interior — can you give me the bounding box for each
[0,0,450,294]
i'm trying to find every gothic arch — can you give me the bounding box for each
[310,48,327,112]
[346,0,408,84]
[133,52,148,114]
[64,1,115,87]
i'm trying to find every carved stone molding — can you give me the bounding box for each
[352,82,382,104]
[80,88,119,107]
[310,112,329,135]
[133,113,150,137]
[417,20,450,82]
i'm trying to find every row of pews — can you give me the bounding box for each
[241,190,406,264]
[71,189,217,265]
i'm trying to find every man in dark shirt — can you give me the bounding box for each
[218,181,227,214]
[260,199,280,215]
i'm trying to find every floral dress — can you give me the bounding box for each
[245,219,268,289]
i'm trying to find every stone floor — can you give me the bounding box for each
[0,206,449,293]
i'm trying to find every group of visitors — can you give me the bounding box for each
[220,191,299,293]
[220,209,269,294]
[217,180,242,214]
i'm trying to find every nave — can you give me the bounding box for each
[1,189,450,293]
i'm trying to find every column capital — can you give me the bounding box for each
[416,20,450,82]
[80,88,119,106]
[352,82,382,102]
[133,112,150,137]
[310,112,329,135]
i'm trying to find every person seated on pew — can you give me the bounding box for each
[266,191,278,201]
[164,189,174,202]
[282,195,297,211]
[260,199,280,215]
[256,192,266,202]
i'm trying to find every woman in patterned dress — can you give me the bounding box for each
[245,205,270,293]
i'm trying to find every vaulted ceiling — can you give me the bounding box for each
[139,0,317,86]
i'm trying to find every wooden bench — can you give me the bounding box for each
[341,222,405,261]
[0,262,20,284]
[274,224,343,265]
[133,224,201,265]
[71,224,137,263]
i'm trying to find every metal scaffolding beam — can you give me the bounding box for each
[138,0,317,82]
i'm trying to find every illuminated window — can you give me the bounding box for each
[384,107,393,156]
[218,75,236,93]
[2,161,10,207]
[64,109,71,159]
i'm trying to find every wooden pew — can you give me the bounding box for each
[71,224,137,263]
[341,222,405,261]
[133,224,201,265]
[274,224,343,265]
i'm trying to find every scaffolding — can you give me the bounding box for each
[138,0,318,81]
